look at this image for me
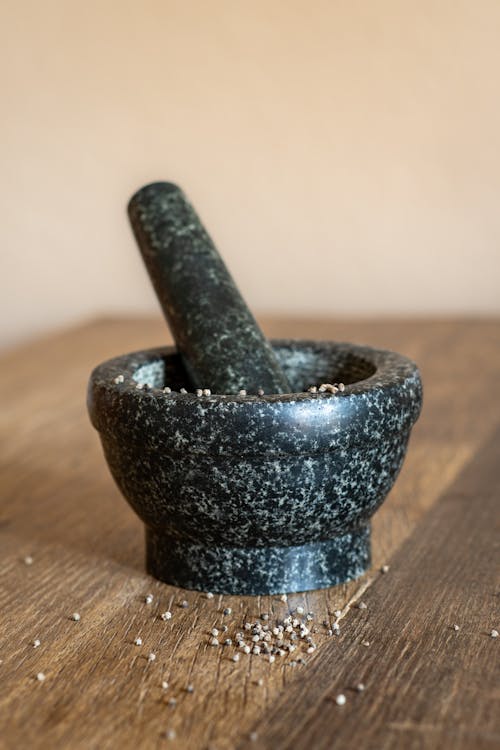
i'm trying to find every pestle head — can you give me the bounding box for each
[128,182,292,395]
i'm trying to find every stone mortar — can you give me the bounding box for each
[87,339,422,595]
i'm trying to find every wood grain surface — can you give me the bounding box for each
[0,316,499,750]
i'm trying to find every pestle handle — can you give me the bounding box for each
[128,182,292,395]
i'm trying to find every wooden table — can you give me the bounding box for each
[1,317,499,750]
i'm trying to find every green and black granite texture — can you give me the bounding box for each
[128,182,291,395]
[88,340,422,595]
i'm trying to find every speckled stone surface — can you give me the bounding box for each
[87,339,422,595]
[128,182,291,395]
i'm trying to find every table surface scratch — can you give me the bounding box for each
[0,316,499,750]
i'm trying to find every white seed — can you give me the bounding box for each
[361,640,370,647]
[335,694,346,706]
[164,729,176,740]
[356,683,365,692]
[338,383,346,392]
[490,629,499,638]
[357,602,367,610]
[211,628,219,637]
[145,594,154,604]
[252,634,260,643]
[161,681,169,689]
[242,645,251,654]
[161,611,172,621]
[318,384,327,392]
[186,684,194,693]
[206,592,214,599]
[249,732,258,742]
[257,678,264,686]
[36,672,46,682]
[33,639,40,648]
[252,645,261,655]
[223,607,232,615]
[163,386,171,394]
[453,624,460,631]
[296,606,304,615]
[280,594,287,602]
[202,389,211,396]
[381,564,390,573]
[179,387,188,394]
[232,653,240,662]
[195,389,203,396]
[23,556,34,565]
[257,388,264,396]
[70,613,81,622]
[180,600,189,608]
[148,652,156,662]
[269,654,275,663]
[167,698,176,707]
[210,637,219,647]
[334,610,342,618]
[332,623,340,632]
[238,389,247,396]
[307,386,318,393]
[135,383,143,390]
[113,374,124,384]
[327,629,333,636]
[306,646,316,654]
[134,637,142,646]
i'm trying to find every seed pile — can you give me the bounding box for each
[205,607,343,665]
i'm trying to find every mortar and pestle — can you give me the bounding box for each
[88,183,422,595]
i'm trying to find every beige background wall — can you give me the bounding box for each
[2,0,499,350]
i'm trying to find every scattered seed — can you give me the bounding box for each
[269,654,275,663]
[195,389,203,397]
[261,613,269,621]
[161,611,172,621]
[179,388,188,394]
[307,386,318,393]
[113,374,124,384]
[210,637,219,647]
[224,638,232,647]
[356,683,365,692]
[164,728,176,740]
[249,732,258,742]
[453,624,460,631]
[257,388,264,396]
[223,607,232,615]
[280,594,287,603]
[134,637,143,646]
[211,628,219,637]
[206,592,214,599]
[252,645,261,655]
[296,606,304,615]
[145,594,154,604]
[33,639,40,648]
[334,610,342,618]
[306,646,316,654]
[70,613,81,622]
[381,564,390,573]
[257,678,264,686]
[186,684,194,693]
[361,640,370,647]
[490,629,499,638]
[242,645,251,654]
[232,654,240,662]
[136,383,144,390]
[338,383,345,392]
[161,681,169,689]
[163,387,171,394]
[23,556,34,565]
[180,600,189,608]
[335,694,346,706]
[202,389,211,396]
[221,625,228,633]
[36,672,46,682]
[148,653,156,662]
[167,698,177,707]
[357,602,367,610]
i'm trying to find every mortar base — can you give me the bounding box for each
[145,525,371,595]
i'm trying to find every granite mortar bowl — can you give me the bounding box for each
[87,339,422,595]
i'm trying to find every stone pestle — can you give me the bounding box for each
[128,182,292,395]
